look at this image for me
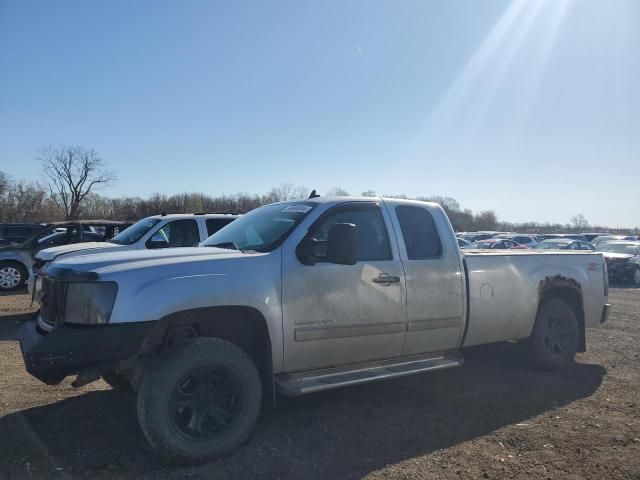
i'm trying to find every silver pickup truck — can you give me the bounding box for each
[19,196,610,463]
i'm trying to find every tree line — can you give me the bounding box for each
[0,145,636,235]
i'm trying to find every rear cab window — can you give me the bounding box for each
[395,205,442,259]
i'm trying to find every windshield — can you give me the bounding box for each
[111,218,161,245]
[202,202,317,252]
[534,241,569,250]
[597,243,640,255]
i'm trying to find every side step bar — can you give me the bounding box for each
[275,351,464,396]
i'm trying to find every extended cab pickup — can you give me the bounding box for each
[19,197,610,462]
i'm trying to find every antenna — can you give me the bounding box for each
[308,189,320,199]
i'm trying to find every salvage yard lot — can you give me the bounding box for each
[0,288,638,480]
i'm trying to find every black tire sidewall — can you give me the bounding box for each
[137,338,262,463]
[0,261,27,291]
[530,298,579,370]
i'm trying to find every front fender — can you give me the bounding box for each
[105,252,284,371]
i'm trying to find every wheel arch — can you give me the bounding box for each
[537,277,585,353]
[139,306,276,405]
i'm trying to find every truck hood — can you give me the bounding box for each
[44,247,248,276]
[37,242,126,261]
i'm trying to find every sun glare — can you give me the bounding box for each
[412,0,574,158]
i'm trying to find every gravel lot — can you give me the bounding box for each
[0,287,638,480]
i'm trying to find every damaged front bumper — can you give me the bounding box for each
[19,320,153,385]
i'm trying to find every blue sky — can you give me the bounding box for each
[1,0,638,227]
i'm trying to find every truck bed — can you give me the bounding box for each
[461,250,606,347]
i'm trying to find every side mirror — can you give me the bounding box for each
[147,238,170,249]
[326,223,358,265]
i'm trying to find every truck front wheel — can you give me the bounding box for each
[136,337,262,463]
[528,298,579,370]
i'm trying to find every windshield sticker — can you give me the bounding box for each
[282,205,312,213]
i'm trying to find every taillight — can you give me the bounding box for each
[603,262,609,296]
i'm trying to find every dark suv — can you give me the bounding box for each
[0,220,131,291]
[0,223,45,245]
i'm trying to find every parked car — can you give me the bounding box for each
[0,220,131,291]
[493,234,539,248]
[591,235,639,247]
[459,231,508,243]
[581,233,610,242]
[28,213,240,295]
[465,238,526,250]
[20,196,609,462]
[457,237,471,248]
[596,241,640,285]
[0,223,45,245]
[540,234,589,242]
[533,239,595,251]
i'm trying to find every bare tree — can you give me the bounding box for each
[39,145,116,220]
[265,183,308,202]
[361,189,376,197]
[569,214,589,232]
[290,185,309,199]
[473,210,498,231]
[326,187,350,196]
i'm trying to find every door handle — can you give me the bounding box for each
[372,274,401,285]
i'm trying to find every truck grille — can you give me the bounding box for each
[40,279,67,328]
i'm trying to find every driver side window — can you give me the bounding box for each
[150,220,200,248]
[310,205,392,262]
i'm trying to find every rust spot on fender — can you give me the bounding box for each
[538,275,581,301]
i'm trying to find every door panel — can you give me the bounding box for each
[389,203,465,355]
[282,202,407,372]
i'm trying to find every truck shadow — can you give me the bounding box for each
[610,283,640,290]
[0,343,605,480]
[0,313,36,341]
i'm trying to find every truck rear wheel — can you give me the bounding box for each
[136,337,262,463]
[528,298,579,370]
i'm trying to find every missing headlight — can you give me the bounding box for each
[64,282,118,325]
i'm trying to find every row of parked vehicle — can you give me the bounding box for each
[2,219,639,291]
[456,231,640,285]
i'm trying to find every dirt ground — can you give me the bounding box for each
[0,287,638,480]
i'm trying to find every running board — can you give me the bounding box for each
[275,351,464,396]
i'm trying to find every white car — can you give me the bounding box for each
[493,234,539,248]
[28,213,238,293]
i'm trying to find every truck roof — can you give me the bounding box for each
[302,196,441,208]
